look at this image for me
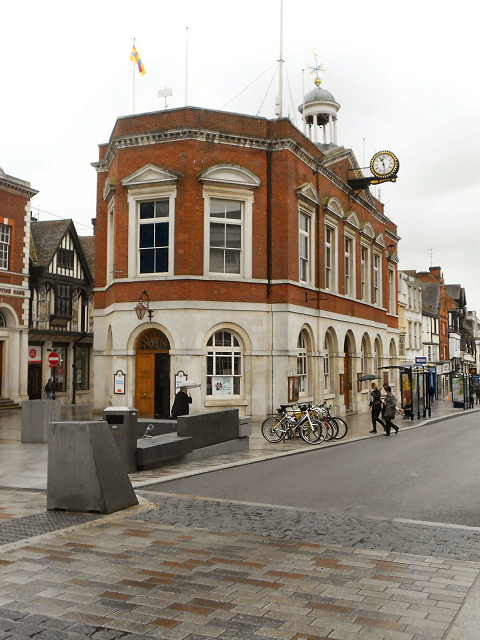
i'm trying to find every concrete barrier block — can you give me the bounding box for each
[47,421,138,514]
[21,400,61,444]
[176,409,239,449]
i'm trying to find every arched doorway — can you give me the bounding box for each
[344,333,354,411]
[135,328,170,418]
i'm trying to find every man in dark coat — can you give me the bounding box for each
[170,386,192,419]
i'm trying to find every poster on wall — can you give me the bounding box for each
[401,373,411,409]
[175,370,187,393]
[288,376,300,402]
[213,377,232,396]
[28,346,42,363]
[452,376,464,403]
[114,370,126,394]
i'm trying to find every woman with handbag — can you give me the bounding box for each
[382,385,399,436]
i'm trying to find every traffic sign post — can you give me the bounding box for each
[48,352,60,367]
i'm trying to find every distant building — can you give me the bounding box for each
[28,219,94,407]
[91,82,400,419]
[398,271,423,364]
[0,167,37,405]
[445,284,476,374]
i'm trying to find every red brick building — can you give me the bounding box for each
[0,167,38,404]
[92,91,400,418]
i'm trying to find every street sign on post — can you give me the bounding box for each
[48,352,60,367]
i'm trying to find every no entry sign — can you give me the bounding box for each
[48,352,60,367]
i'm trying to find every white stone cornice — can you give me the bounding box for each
[102,176,116,203]
[92,126,389,223]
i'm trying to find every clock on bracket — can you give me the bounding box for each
[370,150,399,178]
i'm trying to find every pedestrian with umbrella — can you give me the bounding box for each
[170,380,200,420]
[364,377,385,434]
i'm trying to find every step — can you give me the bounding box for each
[136,433,194,470]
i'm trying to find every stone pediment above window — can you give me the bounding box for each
[198,164,260,189]
[387,250,399,263]
[121,164,180,188]
[360,222,375,239]
[374,233,386,248]
[103,176,116,203]
[296,183,320,206]
[343,211,360,229]
[323,197,344,220]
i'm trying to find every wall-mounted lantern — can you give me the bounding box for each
[134,290,153,322]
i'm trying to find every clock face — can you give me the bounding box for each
[370,151,399,177]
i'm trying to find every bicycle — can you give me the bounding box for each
[315,401,348,440]
[261,403,326,444]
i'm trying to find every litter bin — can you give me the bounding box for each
[102,406,138,473]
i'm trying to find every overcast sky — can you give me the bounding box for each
[2,0,479,310]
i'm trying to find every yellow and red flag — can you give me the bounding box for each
[130,45,146,76]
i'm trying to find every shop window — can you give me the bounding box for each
[206,330,242,396]
[52,346,67,393]
[74,345,90,391]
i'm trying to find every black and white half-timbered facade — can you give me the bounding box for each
[28,219,94,407]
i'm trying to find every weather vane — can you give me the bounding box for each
[308,48,327,82]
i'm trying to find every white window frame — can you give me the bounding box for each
[373,252,381,306]
[206,330,243,398]
[299,208,315,285]
[0,224,11,271]
[360,244,370,302]
[325,223,337,292]
[106,202,115,285]
[344,235,354,297]
[297,331,308,395]
[323,342,331,392]
[127,184,176,279]
[203,185,253,280]
[388,268,395,314]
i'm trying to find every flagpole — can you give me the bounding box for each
[185,27,188,106]
[133,38,136,114]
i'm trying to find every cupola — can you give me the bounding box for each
[298,77,340,146]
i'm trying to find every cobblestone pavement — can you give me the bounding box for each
[135,491,480,563]
[1,501,479,640]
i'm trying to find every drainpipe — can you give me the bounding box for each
[267,146,273,412]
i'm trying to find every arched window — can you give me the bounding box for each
[360,335,370,390]
[297,331,308,394]
[207,330,242,396]
[136,329,170,351]
[0,312,6,328]
[324,333,332,392]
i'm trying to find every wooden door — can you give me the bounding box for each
[344,352,349,408]
[0,341,3,396]
[135,352,155,417]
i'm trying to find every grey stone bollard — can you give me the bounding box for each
[47,421,138,514]
[21,399,61,443]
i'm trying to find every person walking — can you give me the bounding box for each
[368,382,385,434]
[382,385,399,436]
[170,385,192,420]
[45,378,55,400]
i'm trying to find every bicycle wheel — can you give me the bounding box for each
[324,418,338,440]
[331,416,348,440]
[261,416,286,443]
[301,419,325,444]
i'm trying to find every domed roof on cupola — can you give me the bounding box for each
[303,77,336,104]
[298,77,340,147]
